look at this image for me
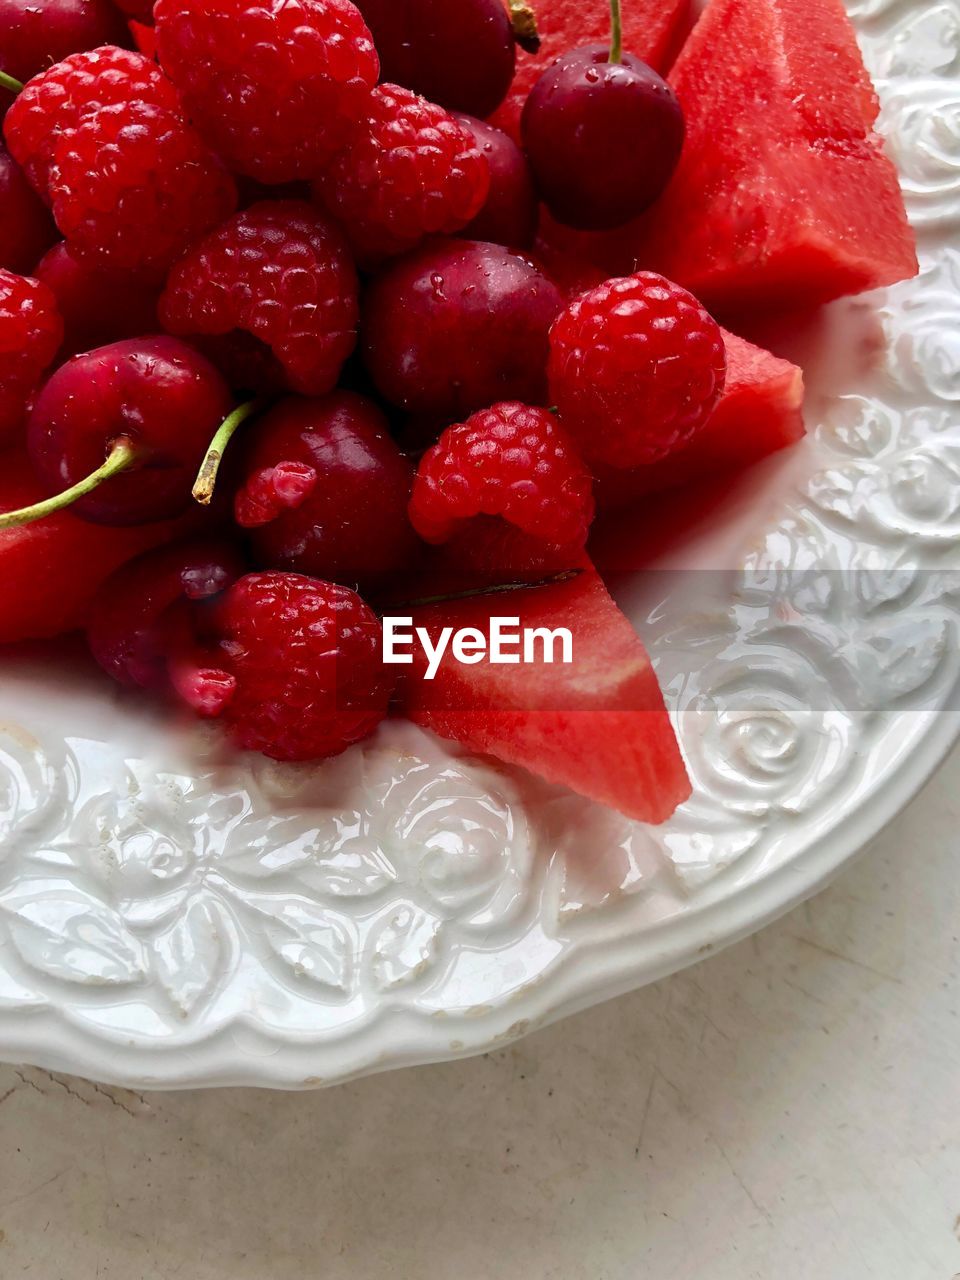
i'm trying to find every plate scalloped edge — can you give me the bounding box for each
[1,0,959,1088]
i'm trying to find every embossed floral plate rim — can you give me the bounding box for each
[1,0,959,1088]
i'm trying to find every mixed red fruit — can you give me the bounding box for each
[0,0,916,824]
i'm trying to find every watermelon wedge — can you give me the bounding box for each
[396,563,691,823]
[489,0,691,141]
[641,0,918,309]
[539,0,917,312]
[593,328,805,508]
[0,449,200,643]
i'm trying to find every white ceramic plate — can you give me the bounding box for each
[1,0,958,1089]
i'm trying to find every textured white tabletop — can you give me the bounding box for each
[1,746,958,1280]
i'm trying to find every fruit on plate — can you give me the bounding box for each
[233,392,421,589]
[175,570,394,762]
[408,401,595,577]
[314,83,490,267]
[490,0,690,141]
[34,242,162,356]
[579,0,918,310]
[521,6,684,232]
[353,0,515,119]
[397,562,691,823]
[0,448,207,642]
[362,239,563,418]
[454,114,538,249]
[548,272,727,468]
[0,0,130,109]
[87,537,245,690]
[592,329,805,507]
[153,0,380,183]
[21,337,233,526]
[0,141,56,273]
[160,201,358,396]
[0,266,62,446]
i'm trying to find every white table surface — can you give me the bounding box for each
[1,747,959,1280]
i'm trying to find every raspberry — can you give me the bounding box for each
[3,46,179,196]
[548,272,726,468]
[154,0,379,183]
[0,267,62,446]
[315,84,489,265]
[48,100,236,273]
[182,571,392,761]
[160,201,359,396]
[409,403,595,553]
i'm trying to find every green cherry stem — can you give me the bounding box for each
[609,0,623,64]
[191,398,264,505]
[0,70,24,95]
[0,437,137,530]
[507,0,541,54]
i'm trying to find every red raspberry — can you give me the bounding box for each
[48,100,236,273]
[409,402,595,552]
[0,267,62,446]
[3,46,179,197]
[548,272,726,468]
[154,0,379,183]
[179,571,392,762]
[315,84,489,265]
[160,201,359,396]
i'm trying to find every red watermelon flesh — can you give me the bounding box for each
[489,0,691,141]
[396,562,691,823]
[0,449,201,643]
[593,329,805,509]
[539,0,917,312]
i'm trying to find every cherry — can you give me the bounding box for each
[34,242,162,356]
[0,0,130,106]
[233,391,422,590]
[363,239,564,419]
[0,142,56,273]
[454,114,538,250]
[521,0,684,230]
[353,0,515,119]
[10,337,236,528]
[88,537,244,690]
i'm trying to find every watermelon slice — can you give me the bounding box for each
[396,563,691,822]
[489,0,691,141]
[593,328,805,508]
[539,0,917,312]
[0,449,200,643]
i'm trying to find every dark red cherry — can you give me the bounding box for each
[522,45,684,231]
[234,391,422,589]
[362,239,564,419]
[26,337,233,526]
[0,142,56,272]
[0,0,130,107]
[87,537,244,689]
[454,114,538,250]
[34,242,162,356]
[353,0,515,119]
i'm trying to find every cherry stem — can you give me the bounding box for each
[609,0,622,63]
[0,70,24,94]
[507,0,541,54]
[192,398,263,506]
[0,437,137,530]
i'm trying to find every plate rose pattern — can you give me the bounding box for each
[1,0,959,1087]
